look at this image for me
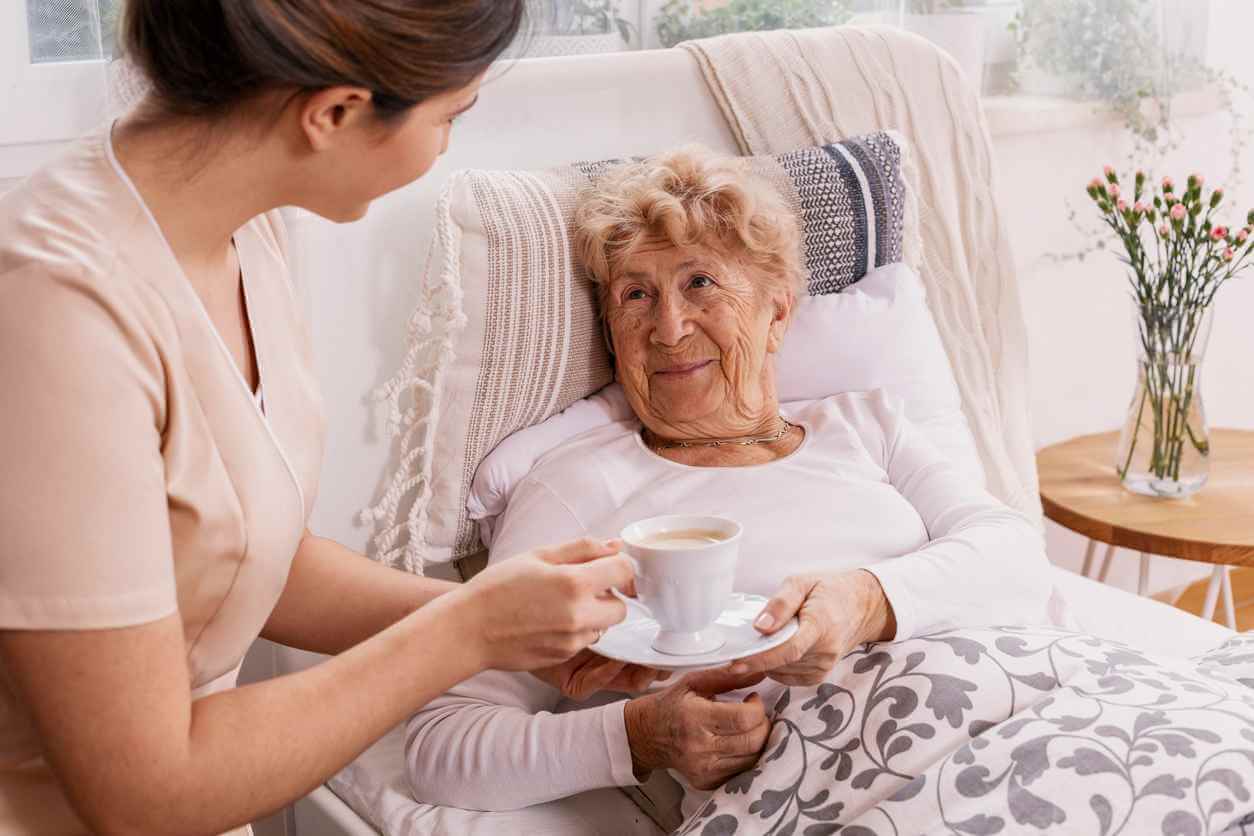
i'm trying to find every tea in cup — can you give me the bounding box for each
[619,514,742,655]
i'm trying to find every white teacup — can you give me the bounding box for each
[619,514,742,656]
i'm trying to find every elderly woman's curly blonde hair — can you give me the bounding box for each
[573,146,804,304]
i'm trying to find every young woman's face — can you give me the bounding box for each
[293,76,483,222]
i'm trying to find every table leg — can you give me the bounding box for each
[1220,566,1237,630]
[1138,553,1151,596]
[1097,544,1117,583]
[1080,539,1097,578]
[1201,565,1225,623]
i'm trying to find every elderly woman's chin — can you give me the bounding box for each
[645,365,727,423]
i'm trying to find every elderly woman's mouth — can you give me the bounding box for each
[652,360,715,378]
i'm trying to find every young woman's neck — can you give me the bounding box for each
[111,104,288,272]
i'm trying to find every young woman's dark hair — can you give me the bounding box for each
[121,0,527,120]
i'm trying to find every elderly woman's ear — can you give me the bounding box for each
[765,289,794,355]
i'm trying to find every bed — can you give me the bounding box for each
[252,41,1238,836]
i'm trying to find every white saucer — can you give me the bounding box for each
[591,593,800,672]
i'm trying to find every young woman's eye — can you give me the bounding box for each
[689,274,715,289]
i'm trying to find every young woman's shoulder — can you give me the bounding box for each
[0,133,173,430]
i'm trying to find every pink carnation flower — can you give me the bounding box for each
[1117,199,1128,212]
[1133,201,1147,214]
[1103,165,1115,177]
[1108,183,1121,198]
[1162,176,1175,191]
[1238,228,1250,243]
[1158,224,1170,236]
[1224,248,1235,262]
[1193,173,1205,187]
[1212,226,1229,240]
[1090,177,1105,192]
[1171,203,1187,221]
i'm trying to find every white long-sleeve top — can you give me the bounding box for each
[405,391,1053,811]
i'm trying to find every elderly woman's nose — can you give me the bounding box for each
[649,296,694,346]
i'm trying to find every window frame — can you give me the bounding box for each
[0,1,110,147]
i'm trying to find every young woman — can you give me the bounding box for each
[0,3,648,834]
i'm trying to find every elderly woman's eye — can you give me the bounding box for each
[624,288,648,302]
[690,274,715,289]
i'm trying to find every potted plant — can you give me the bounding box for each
[529,0,636,57]
[654,0,853,49]
[1009,0,1225,145]
[1086,168,1254,497]
[1012,0,1164,103]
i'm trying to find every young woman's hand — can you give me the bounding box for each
[728,570,895,685]
[456,538,635,672]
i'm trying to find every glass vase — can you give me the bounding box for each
[1115,302,1213,498]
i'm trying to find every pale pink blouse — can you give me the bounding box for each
[0,127,325,834]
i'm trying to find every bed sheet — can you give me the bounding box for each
[1050,566,1233,656]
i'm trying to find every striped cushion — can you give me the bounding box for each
[367,132,910,570]
[775,133,906,294]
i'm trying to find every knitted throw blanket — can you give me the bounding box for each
[682,26,1042,520]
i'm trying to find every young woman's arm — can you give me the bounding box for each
[0,539,632,836]
[260,531,457,655]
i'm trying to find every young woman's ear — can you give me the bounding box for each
[299,87,376,151]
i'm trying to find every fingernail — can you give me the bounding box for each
[729,662,749,674]
[754,612,775,631]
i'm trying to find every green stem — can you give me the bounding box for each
[1118,384,1149,480]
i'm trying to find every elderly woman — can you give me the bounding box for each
[404,147,1053,812]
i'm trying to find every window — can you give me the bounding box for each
[517,1,1020,94]
[26,0,118,64]
[0,0,1226,177]
[517,1,1212,105]
[0,0,115,151]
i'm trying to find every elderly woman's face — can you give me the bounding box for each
[605,236,790,436]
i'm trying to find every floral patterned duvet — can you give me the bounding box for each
[680,628,1254,836]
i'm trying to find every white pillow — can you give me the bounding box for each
[468,262,982,547]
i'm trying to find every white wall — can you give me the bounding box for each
[999,0,1254,598]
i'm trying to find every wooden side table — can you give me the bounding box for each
[1037,429,1254,628]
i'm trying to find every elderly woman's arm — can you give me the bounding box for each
[405,479,642,810]
[735,390,1053,682]
[867,395,1052,638]
[405,670,641,810]
[406,664,771,809]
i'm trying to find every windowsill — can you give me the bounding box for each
[983,86,1225,138]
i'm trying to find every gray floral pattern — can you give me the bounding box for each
[679,629,1254,836]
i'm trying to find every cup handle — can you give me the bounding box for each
[611,562,653,621]
[611,586,652,617]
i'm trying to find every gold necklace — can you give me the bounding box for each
[646,417,795,454]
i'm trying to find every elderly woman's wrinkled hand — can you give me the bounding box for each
[728,570,896,685]
[531,649,670,701]
[623,669,770,790]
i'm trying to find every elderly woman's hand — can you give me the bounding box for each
[531,650,670,701]
[728,570,896,685]
[623,669,770,789]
